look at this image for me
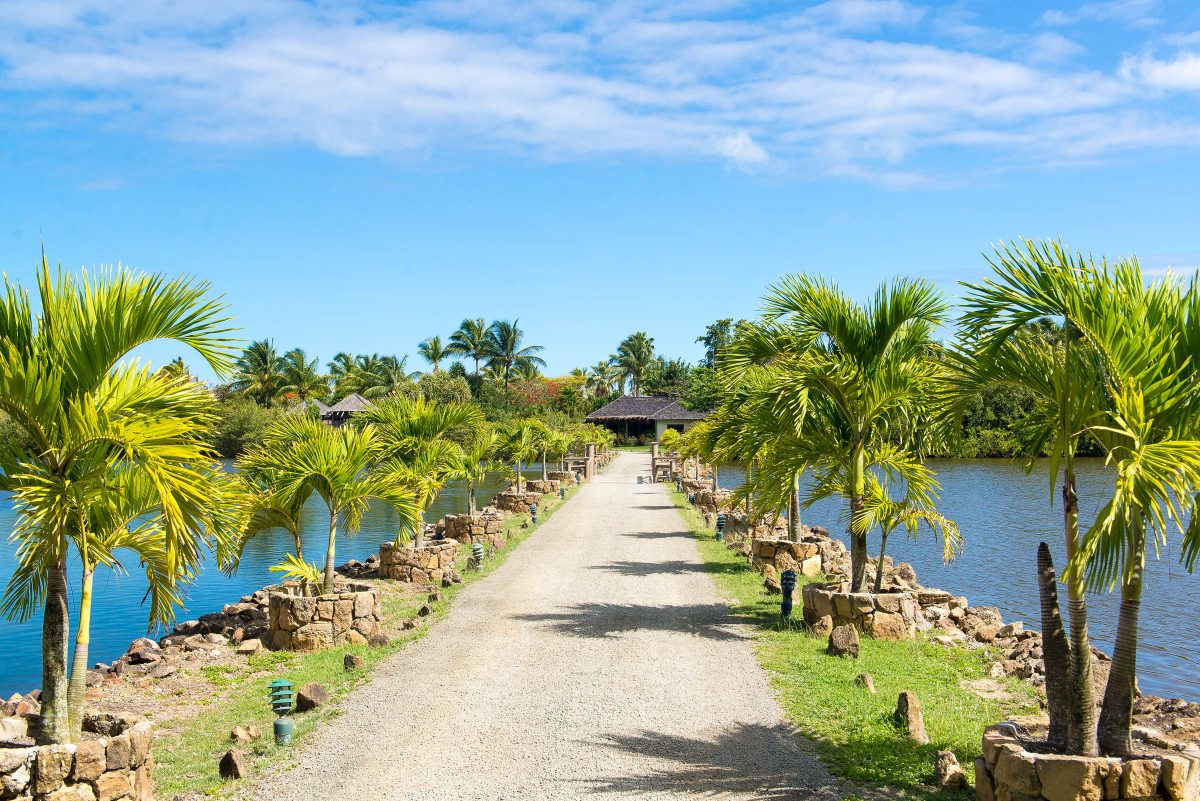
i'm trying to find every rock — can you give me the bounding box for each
[368,633,390,648]
[827,624,860,658]
[106,733,132,771]
[870,611,911,641]
[127,722,153,767]
[295,682,329,712]
[998,621,1024,638]
[1161,754,1198,801]
[127,637,159,653]
[1120,758,1161,799]
[976,757,996,801]
[72,740,106,782]
[988,662,1006,678]
[856,673,876,693]
[936,750,965,790]
[0,716,27,739]
[764,576,782,595]
[230,725,261,745]
[237,638,262,656]
[343,653,364,671]
[95,771,132,801]
[995,745,1042,797]
[1036,754,1105,801]
[149,663,178,680]
[810,615,833,638]
[126,649,161,665]
[417,604,433,617]
[34,744,75,795]
[894,690,929,744]
[219,749,248,780]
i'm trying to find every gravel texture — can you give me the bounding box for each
[250,452,847,800]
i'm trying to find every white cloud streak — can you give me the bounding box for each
[0,0,1197,183]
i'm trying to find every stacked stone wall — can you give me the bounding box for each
[492,490,543,515]
[524,479,560,495]
[378,540,459,584]
[268,584,382,651]
[441,511,507,549]
[801,582,920,641]
[547,471,577,485]
[0,720,155,801]
[751,538,842,578]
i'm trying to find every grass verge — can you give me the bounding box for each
[668,490,1038,800]
[154,481,583,798]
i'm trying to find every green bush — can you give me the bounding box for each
[212,398,280,457]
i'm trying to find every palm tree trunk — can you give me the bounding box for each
[293,533,304,563]
[66,566,95,740]
[873,532,890,594]
[541,450,547,481]
[39,557,70,744]
[849,440,868,593]
[1037,543,1073,752]
[1061,463,1098,755]
[788,472,802,543]
[1098,527,1144,757]
[468,482,476,515]
[712,462,719,493]
[515,460,523,493]
[322,507,338,594]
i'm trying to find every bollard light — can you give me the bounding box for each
[780,569,798,623]
[530,503,539,523]
[575,472,582,486]
[675,476,682,493]
[472,541,485,569]
[688,493,696,505]
[268,678,295,745]
[559,486,566,500]
[716,512,727,541]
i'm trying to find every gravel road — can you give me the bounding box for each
[251,452,847,800]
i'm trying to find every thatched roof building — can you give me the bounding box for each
[323,392,371,425]
[288,398,331,417]
[585,396,706,440]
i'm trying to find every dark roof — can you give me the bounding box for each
[324,393,372,415]
[585,396,707,422]
[288,398,330,416]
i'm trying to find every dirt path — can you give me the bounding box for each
[251,452,845,800]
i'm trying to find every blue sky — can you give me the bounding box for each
[2,0,1200,379]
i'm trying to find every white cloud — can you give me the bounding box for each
[1121,51,1200,91]
[0,0,1195,186]
[1040,0,1160,27]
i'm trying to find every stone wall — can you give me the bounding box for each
[268,583,382,652]
[492,489,543,515]
[440,511,507,549]
[378,540,460,584]
[524,479,560,495]
[0,720,155,801]
[976,721,1199,801]
[547,471,577,485]
[751,537,843,578]
[801,582,920,641]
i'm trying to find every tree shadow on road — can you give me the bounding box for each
[591,560,746,577]
[512,602,750,641]
[584,722,848,800]
[620,530,694,540]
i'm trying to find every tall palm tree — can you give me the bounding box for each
[724,275,949,593]
[586,360,618,397]
[485,320,546,392]
[0,256,237,744]
[447,318,490,375]
[615,332,655,396]
[240,415,423,592]
[418,336,449,372]
[355,354,418,399]
[327,352,357,397]
[232,339,285,406]
[279,348,327,403]
[157,356,190,381]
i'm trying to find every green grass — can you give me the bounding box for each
[614,444,651,453]
[668,491,1038,800]
[154,481,584,798]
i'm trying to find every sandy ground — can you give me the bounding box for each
[249,451,847,800]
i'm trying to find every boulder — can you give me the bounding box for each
[95,772,132,801]
[1120,758,1161,800]
[219,749,248,780]
[810,615,833,638]
[856,673,876,694]
[237,638,263,656]
[295,682,329,712]
[1036,754,1106,801]
[936,750,965,790]
[72,740,106,782]
[995,745,1041,797]
[827,625,860,658]
[976,757,996,801]
[230,725,261,745]
[894,690,929,745]
[1161,754,1199,801]
[34,744,75,795]
[344,653,364,671]
[368,633,390,648]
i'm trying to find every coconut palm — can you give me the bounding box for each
[232,339,285,406]
[239,415,423,592]
[355,354,418,399]
[0,257,237,743]
[723,275,950,593]
[418,336,449,372]
[279,348,327,404]
[157,357,190,381]
[447,318,490,375]
[614,332,655,397]
[453,429,501,514]
[327,352,357,396]
[485,320,546,392]
[502,420,541,493]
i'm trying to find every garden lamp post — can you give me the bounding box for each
[716,512,726,541]
[780,569,797,623]
[530,503,538,523]
[675,475,682,493]
[269,678,295,745]
[471,542,484,570]
[559,486,566,500]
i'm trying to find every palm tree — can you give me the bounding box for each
[327,352,357,396]
[724,275,949,593]
[279,348,327,403]
[502,420,541,493]
[232,339,285,406]
[453,429,501,514]
[615,332,655,396]
[448,318,491,375]
[240,415,423,592]
[418,336,449,372]
[586,360,619,397]
[355,354,418,399]
[0,256,237,744]
[157,357,190,381]
[485,320,546,392]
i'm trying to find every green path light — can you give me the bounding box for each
[269,678,295,745]
[530,503,538,523]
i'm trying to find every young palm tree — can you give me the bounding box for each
[453,429,501,514]
[418,336,449,372]
[485,320,546,392]
[447,318,490,375]
[502,420,541,493]
[279,348,327,403]
[232,339,285,406]
[615,332,655,396]
[240,415,423,592]
[157,356,190,381]
[724,275,949,592]
[0,257,237,744]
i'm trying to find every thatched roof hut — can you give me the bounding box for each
[323,392,371,425]
[585,396,706,440]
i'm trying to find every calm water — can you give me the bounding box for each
[719,459,1200,701]
[0,462,544,695]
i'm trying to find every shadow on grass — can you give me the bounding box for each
[512,602,750,641]
[591,560,747,577]
[585,722,847,800]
